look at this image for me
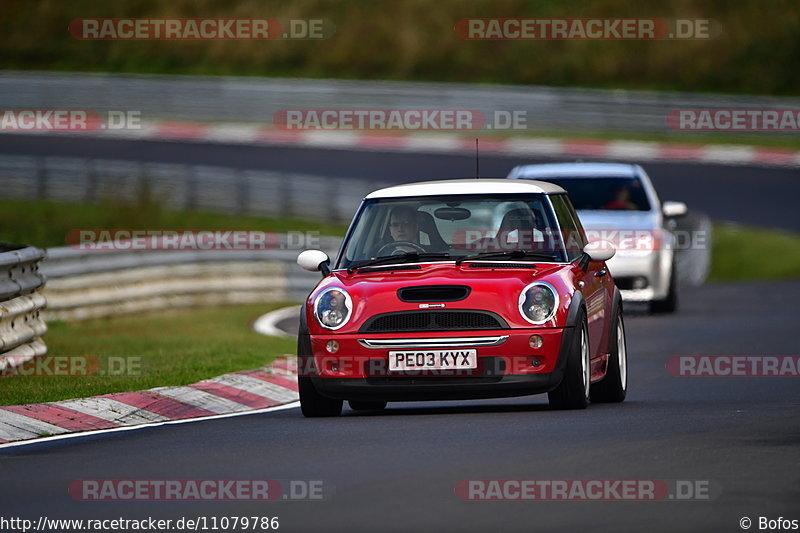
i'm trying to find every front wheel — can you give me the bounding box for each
[548,312,590,410]
[299,376,343,417]
[590,310,627,403]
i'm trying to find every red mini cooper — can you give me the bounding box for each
[296,179,627,417]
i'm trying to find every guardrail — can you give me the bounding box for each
[0,245,48,369]
[7,216,708,329]
[2,71,800,134]
[40,236,342,321]
[0,154,386,225]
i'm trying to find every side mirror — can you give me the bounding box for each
[662,201,688,218]
[297,250,331,276]
[583,240,616,263]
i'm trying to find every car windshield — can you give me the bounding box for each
[532,177,651,211]
[337,194,568,269]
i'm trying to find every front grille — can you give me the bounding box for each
[360,310,508,333]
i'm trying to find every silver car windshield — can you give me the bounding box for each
[337,194,568,269]
[536,177,651,211]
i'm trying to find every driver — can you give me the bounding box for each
[603,186,637,210]
[389,206,419,243]
[385,206,425,253]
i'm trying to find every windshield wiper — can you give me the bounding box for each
[454,250,558,266]
[348,252,451,273]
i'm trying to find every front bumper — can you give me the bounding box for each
[310,372,564,402]
[301,327,574,402]
[608,250,672,302]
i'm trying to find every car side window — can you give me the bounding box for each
[550,194,587,260]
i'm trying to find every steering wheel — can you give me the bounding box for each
[375,241,427,256]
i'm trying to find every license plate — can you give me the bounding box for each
[388,349,478,371]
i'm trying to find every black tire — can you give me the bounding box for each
[299,376,343,417]
[348,400,387,411]
[297,312,342,418]
[548,311,590,410]
[650,263,678,314]
[590,310,627,403]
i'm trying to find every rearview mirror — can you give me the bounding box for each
[583,240,616,263]
[662,201,688,218]
[297,250,331,275]
[434,207,471,221]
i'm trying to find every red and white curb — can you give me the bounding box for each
[0,357,298,446]
[4,120,799,168]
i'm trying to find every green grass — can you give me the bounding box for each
[709,223,800,281]
[0,304,297,405]
[1,0,799,96]
[0,198,348,249]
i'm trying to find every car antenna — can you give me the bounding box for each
[475,138,480,179]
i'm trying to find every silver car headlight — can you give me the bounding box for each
[314,287,353,330]
[518,282,559,325]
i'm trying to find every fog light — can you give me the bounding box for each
[632,277,648,290]
[529,335,543,349]
[531,358,542,368]
[326,340,339,353]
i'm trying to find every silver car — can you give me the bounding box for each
[508,162,687,313]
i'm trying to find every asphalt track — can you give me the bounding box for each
[0,135,798,532]
[1,280,798,532]
[0,134,798,231]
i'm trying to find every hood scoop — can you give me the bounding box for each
[397,285,471,303]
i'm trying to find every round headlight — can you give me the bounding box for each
[314,288,353,330]
[518,282,559,325]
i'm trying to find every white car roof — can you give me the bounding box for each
[366,178,565,199]
[509,162,640,178]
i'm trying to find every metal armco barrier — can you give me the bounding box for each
[0,155,386,225]
[39,235,343,321]
[2,71,799,134]
[0,245,48,369]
